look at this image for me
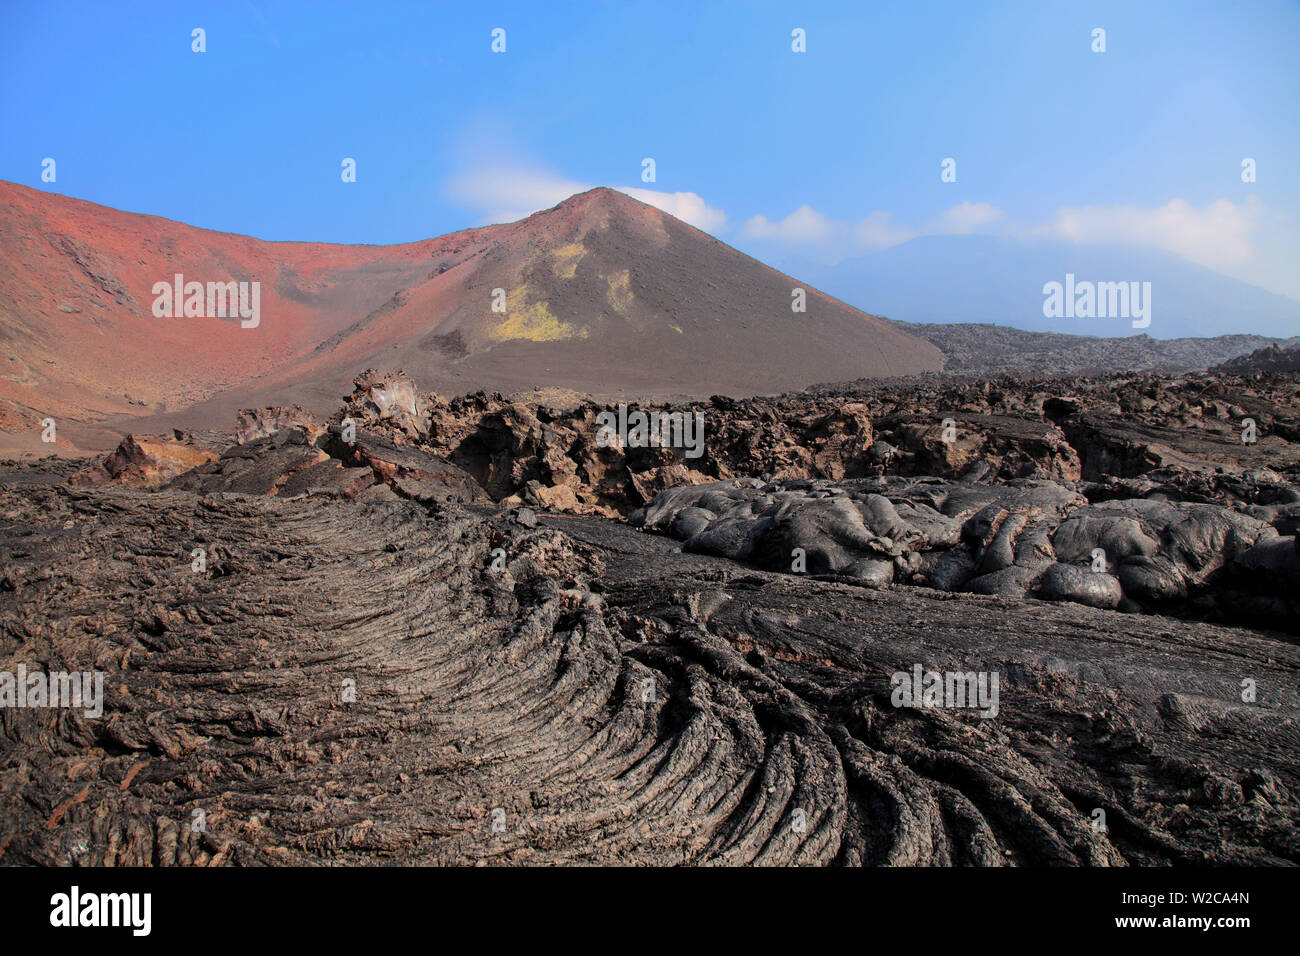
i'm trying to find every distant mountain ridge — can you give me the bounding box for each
[890,321,1300,378]
[784,235,1299,340]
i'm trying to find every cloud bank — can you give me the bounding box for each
[445,158,1289,297]
[1031,197,1260,269]
[737,200,1007,255]
[737,197,1279,289]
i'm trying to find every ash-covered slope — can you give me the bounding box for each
[0,180,469,426]
[0,181,941,445]
[310,187,943,401]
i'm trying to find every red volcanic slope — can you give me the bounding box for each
[0,180,942,446]
[0,180,499,423]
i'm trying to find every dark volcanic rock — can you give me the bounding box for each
[67,433,219,487]
[166,429,331,496]
[1,484,1296,866]
[61,365,1300,631]
[235,405,320,445]
[1038,563,1124,609]
[1213,344,1300,375]
[4,365,1298,867]
[889,320,1299,378]
[630,476,1295,631]
[341,369,431,440]
[278,459,375,499]
[331,428,489,505]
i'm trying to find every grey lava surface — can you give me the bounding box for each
[1,481,1296,865]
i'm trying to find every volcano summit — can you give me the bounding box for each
[0,181,941,449]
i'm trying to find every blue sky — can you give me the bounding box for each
[2,0,1297,298]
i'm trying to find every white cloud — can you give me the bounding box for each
[737,201,1002,257]
[931,200,1005,235]
[739,205,839,243]
[739,207,922,251]
[620,188,729,233]
[1034,198,1259,267]
[445,163,728,232]
[444,165,589,225]
[853,211,917,248]
[732,198,1291,297]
